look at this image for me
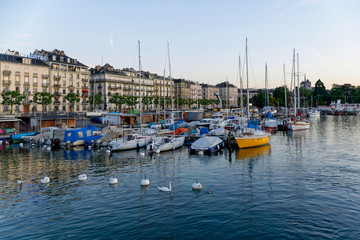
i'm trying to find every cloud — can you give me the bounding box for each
[109,29,117,49]
[310,48,333,61]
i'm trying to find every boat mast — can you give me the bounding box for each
[292,49,297,118]
[297,53,300,112]
[239,55,244,118]
[246,38,249,122]
[138,41,142,132]
[167,42,175,135]
[283,63,287,116]
[265,63,267,118]
[163,69,166,121]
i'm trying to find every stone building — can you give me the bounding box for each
[216,81,238,107]
[0,50,50,114]
[202,84,219,108]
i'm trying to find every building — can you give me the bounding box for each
[151,73,174,110]
[216,81,238,108]
[33,49,90,113]
[173,79,191,109]
[300,79,311,90]
[190,81,202,108]
[202,84,219,108]
[0,50,50,114]
[89,64,155,111]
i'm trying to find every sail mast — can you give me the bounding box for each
[246,38,249,122]
[293,49,297,117]
[138,41,142,132]
[297,53,300,112]
[163,69,166,121]
[167,42,175,135]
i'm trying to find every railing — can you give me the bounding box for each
[15,81,21,85]
[24,82,30,86]
[54,84,61,88]
[42,74,49,78]
[15,71,20,75]
[54,91,61,96]
[54,100,61,105]
[33,73,38,77]
[23,90,31,95]
[2,70,11,75]
[82,93,88,97]
[2,80,11,85]
[42,83,49,87]
[54,76,61,80]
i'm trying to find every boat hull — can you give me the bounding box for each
[235,134,270,149]
[110,136,152,151]
[287,121,310,131]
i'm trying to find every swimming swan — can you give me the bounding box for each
[109,176,118,184]
[158,181,172,192]
[141,175,150,186]
[78,174,88,181]
[40,177,50,184]
[192,180,202,190]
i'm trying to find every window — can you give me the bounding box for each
[42,79,47,84]
[86,130,92,137]
[24,87,29,92]
[63,106,66,111]
[63,72,66,78]
[70,73,73,78]
[15,105,20,111]
[33,77,37,84]
[15,75,20,82]
[3,75,9,81]
[67,132,72,137]
[52,55,56,61]
[33,88,37,93]
[16,86,20,91]
[63,80,66,86]
[16,67,20,72]
[25,67,29,73]
[43,105,47,111]
[24,76,29,83]
[76,82,80,87]
[43,69,48,74]
[43,88,47,92]
[78,132,83,138]
[63,89,66,94]
[76,90,79,94]
[77,74,79,79]
[3,105,9,111]
[4,65,9,70]
[70,90,73,93]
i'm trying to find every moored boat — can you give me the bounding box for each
[190,136,224,154]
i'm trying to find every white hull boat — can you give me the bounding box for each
[109,134,152,151]
[147,136,185,153]
[287,120,310,131]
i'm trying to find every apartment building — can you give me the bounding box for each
[148,72,174,110]
[190,81,202,108]
[202,84,220,107]
[216,81,238,107]
[0,50,50,114]
[173,78,191,109]
[90,64,155,111]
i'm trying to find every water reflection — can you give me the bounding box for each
[236,144,271,161]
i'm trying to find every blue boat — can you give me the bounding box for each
[64,127,103,147]
[11,132,37,143]
[190,136,224,154]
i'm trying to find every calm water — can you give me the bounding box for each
[1,115,360,239]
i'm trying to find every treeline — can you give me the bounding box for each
[247,79,360,108]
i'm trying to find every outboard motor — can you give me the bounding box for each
[51,138,61,150]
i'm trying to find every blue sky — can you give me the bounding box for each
[1,0,359,89]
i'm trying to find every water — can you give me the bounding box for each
[1,115,360,239]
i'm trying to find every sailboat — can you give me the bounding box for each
[108,41,152,151]
[287,50,310,131]
[147,42,185,153]
[235,39,271,149]
[263,63,278,133]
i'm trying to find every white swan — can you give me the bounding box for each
[109,176,118,184]
[17,175,23,184]
[40,176,50,184]
[198,151,204,155]
[140,175,150,186]
[158,181,172,192]
[78,174,88,181]
[139,152,145,157]
[192,180,202,190]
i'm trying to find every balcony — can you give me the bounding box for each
[15,81,21,85]
[15,71,20,75]
[82,86,88,90]
[24,82,30,86]
[81,78,88,83]
[33,73,38,77]
[97,85,102,89]
[108,86,117,90]
[54,84,61,88]
[82,101,88,105]
[2,80,11,85]
[23,90,31,95]
[42,74,49,78]
[54,75,61,80]
[23,99,31,104]
[42,83,49,87]
[82,92,88,98]
[54,100,61,105]
[54,91,61,96]
[24,72,29,76]
[3,70,11,75]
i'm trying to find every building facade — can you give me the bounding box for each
[173,78,191,109]
[0,50,50,114]
[202,84,219,108]
[190,81,202,108]
[216,81,238,108]
[150,73,174,110]
[33,49,90,113]
[300,79,311,90]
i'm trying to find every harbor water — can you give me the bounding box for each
[1,115,360,239]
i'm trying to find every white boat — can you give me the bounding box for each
[197,118,213,128]
[209,127,227,136]
[109,134,152,151]
[209,119,226,130]
[190,136,224,154]
[147,136,185,153]
[287,120,310,131]
[308,109,320,117]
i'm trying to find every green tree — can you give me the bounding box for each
[251,89,265,108]
[89,94,103,110]
[165,97,172,108]
[33,92,54,112]
[126,96,138,112]
[313,79,329,106]
[187,98,196,109]
[1,90,25,113]
[109,95,127,112]
[142,96,153,111]
[272,86,290,107]
[64,93,80,113]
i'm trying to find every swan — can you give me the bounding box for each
[140,175,150,186]
[17,175,23,184]
[192,180,202,190]
[158,181,172,192]
[40,176,50,184]
[139,152,145,157]
[156,149,160,154]
[78,174,88,181]
[198,151,204,155]
[109,175,118,184]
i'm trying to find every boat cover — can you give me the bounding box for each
[191,136,223,150]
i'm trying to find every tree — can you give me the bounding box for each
[153,97,160,109]
[89,94,103,110]
[251,89,265,108]
[64,93,80,113]
[142,96,153,111]
[165,97,172,108]
[313,79,329,106]
[187,98,196,109]
[109,95,127,112]
[33,92,54,112]
[126,96,138,112]
[175,98,187,109]
[272,86,289,107]
[1,91,25,113]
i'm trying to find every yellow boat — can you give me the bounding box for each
[235,130,271,149]
[237,144,271,160]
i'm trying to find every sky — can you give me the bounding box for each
[0,0,359,89]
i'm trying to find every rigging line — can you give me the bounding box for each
[247,48,257,89]
[132,43,138,69]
